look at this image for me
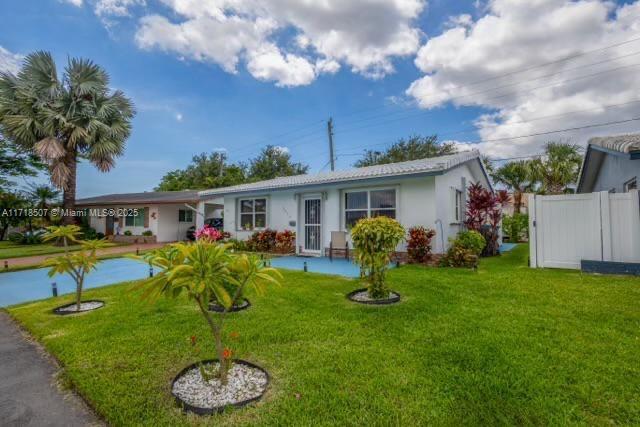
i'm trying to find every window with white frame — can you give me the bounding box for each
[125,208,145,227]
[455,189,463,222]
[344,189,396,229]
[624,177,637,192]
[178,209,193,222]
[239,198,266,230]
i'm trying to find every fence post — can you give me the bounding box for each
[599,191,612,262]
[528,194,537,268]
[629,189,640,261]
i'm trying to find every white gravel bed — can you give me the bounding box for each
[172,362,268,410]
[350,290,399,302]
[56,301,104,313]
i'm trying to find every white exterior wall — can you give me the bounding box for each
[158,204,196,242]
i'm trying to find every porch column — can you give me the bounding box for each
[196,201,205,229]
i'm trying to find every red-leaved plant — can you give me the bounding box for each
[406,226,436,263]
[464,183,510,256]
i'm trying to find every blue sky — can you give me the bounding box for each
[1,0,639,197]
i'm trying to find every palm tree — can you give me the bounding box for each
[0,51,135,224]
[492,160,535,213]
[530,142,583,194]
[27,183,60,226]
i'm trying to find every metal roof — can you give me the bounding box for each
[588,133,640,154]
[76,191,201,206]
[199,150,483,197]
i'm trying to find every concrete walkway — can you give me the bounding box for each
[3,242,165,269]
[0,311,101,426]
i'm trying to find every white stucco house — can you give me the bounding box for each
[197,150,491,255]
[76,191,222,243]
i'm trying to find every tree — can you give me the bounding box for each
[530,142,583,194]
[248,145,308,181]
[0,138,43,187]
[156,152,247,191]
[136,242,281,384]
[491,160,535,213]
[464,183,510,256]
[0,51,135,224]
[354,135,457,167]
[27,184,60,226]
[0,191,28,240]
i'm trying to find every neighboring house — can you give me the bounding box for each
[577,133,640,193]
[76,191,223,243]
[197,151,491,255]
[503,192,532,216]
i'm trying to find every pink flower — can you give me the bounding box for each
[195,226,223,242]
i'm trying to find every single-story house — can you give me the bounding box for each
[76,191,223,243]
[197,150,491,255]
[577,133,640,193]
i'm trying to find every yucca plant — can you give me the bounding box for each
[42,225,107,311]
[134,241,281,384]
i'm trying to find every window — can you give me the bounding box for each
[455,189,463,222]
[239,198,267,230]
[624,177,637,192]
[344,189,396,228]
[178,209,193,222]
[125,208,145,227]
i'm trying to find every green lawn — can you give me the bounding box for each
[0,240,120,259]
[7,245,640,425]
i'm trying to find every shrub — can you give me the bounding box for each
[82,227,98,240]
[96,232,105,239]
[350,216,405,299]
[123,230,132,236]
[274,230,295,253]
[194,226,222,241]
[228,238,248,252]
[406,226,436,263]
[464,183,509,256]
[502,213,528,243]
[247,229,277,252]
[142,230,153,237]
[440,230,486,268]
[8,230,45,245]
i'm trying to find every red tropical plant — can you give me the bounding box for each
[464,183,510,256]
[406,226,436,263]
[275,230,296,253]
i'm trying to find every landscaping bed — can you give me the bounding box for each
[7,245,640,425]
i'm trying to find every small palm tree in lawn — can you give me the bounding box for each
[27,184,60,226]
[42,225,107,312]
[0,51,135,224]
[135,241,281,385]
[492,160,536,213]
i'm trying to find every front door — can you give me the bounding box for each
[303,197,322,254]
[105,215,114,236]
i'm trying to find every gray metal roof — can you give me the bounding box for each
[76,191,201,206]
[199,150,483,197]
[589,133,640,154]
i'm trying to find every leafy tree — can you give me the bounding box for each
[492,160,535,213]
[27,183,60,226]
[156,152,247,191]
[135,242,281,384]
[248,145,308,181]
[529,142,583,194]
[0,191,28,240]
[354,135,457,167]
[0,51,135,224]
[0,139,44,187]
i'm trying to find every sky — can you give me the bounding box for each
[1,0,639,197]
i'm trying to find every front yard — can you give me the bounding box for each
[0,240,120,259]
[7,245,640,425]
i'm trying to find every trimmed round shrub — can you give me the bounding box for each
[441,230,486,268]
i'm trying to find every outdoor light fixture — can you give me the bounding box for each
[136,247,140,255]
[304,261,308,272]
[3,260,7,270]
[149,263,154,277]
[51,282,58,297]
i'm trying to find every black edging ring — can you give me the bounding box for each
[52,300,105,315]
[208,298,251,313]
[346,288,401,305]
[171,359,270,415]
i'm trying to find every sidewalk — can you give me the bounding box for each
[0,311,101,426]
[3,242,166,269]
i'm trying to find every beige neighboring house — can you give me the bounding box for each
[76,191,222,243]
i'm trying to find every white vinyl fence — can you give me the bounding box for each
[529,190,640,269]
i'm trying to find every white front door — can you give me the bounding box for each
[303,197,322,254]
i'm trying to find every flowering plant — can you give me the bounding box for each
[275,230,296,253]
[195,225,223,242]
[406,226,436,263]
[464,183,510,256]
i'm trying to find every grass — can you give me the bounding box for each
[7,245,640,425]
[0,240,121,259]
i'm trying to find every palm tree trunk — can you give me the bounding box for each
[62,149,77,225]
[514,192,523,214]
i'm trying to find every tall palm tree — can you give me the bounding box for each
[28,183,60,226]
[0,51,135,224]
[530,142,583,194]
[492,160,535,213]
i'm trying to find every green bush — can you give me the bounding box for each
[82,227,98,240]
[142,230,153,236]
[502,213,528,243]
[8,230,45,245]
[228,238,248,252]
[440,230,486,268]
[123,230,132,236]
[350,216,405,299]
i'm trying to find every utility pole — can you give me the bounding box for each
[218,152,225,178]
[327,117,335,171]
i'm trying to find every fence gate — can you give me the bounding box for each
[529,190,640,269]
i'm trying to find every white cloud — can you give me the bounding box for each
[0,46,23,75]
[134,0,426,86]
[407,0,640,158]
[62,0,83,6]
[175,112,183,122]
[95,0,145,17]
[273,145,289,154]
